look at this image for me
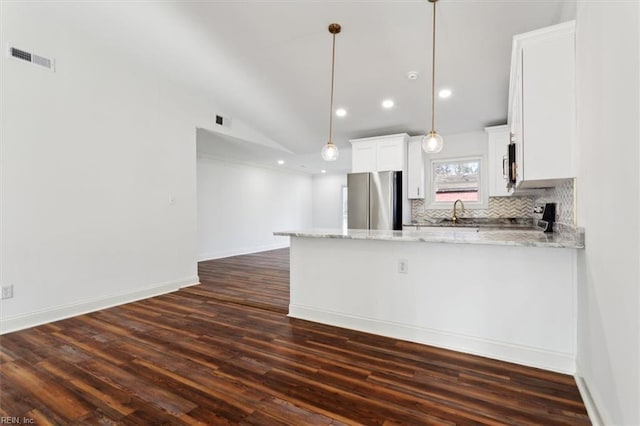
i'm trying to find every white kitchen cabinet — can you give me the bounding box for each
[508,21,576,188]
[485,125,511,197]
[407,136,425,199]
[350,133,410,225]
[350,133,408,173]
[377,138,405,171]
[351,140,378,173]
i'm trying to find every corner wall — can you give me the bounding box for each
[575,2,640,424]
[312,174,347,229]
[1,3,208,333]
[197,156,312,261]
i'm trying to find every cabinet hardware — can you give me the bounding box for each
[502,155,507,179]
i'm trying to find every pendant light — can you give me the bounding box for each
[321,23,341,162]
[422,0,444,153]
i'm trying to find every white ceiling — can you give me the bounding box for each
[197,127,352,175]
[58,0,576,173]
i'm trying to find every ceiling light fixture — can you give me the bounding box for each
[335,108,347,117]
[382,99,395,109]
[321,169,327,174]
[438,88,452,98]
[277,160,285,165]
[321,23,342,162]
[422,0,444,154]
[407,71,419,80]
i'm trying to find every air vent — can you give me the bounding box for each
[6,44,55,72]
[215,114,232,129]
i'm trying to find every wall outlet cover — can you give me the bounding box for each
[1,285,14,299]
[398,259,408,274]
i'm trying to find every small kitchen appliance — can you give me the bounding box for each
[507,140,517,189]
[534,202,556,232]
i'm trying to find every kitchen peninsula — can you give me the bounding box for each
[274,227,584,374]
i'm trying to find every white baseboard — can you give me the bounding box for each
[574,363,605,426]
[289,304,576,374]
[0,276,198,335]
[180,277,201,288]
[198,242,289,261]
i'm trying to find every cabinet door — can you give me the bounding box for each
[376,139,405,171]
[522,32,575,181]
[486,126,511,197]
[510,57,524,187]
[407,138,424,199]
[351,141,377,173]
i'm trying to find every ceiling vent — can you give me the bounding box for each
[215,114,232,129]
[6,44,55,72]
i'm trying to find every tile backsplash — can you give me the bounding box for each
[411,178,575,225]
[535,179,574,225]
[412,197,534,221]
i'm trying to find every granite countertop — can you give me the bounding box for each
[274,226,585,249]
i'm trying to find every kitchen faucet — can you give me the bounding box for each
[452,199,465,224]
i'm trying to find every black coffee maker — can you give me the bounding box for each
[535,202,556,232]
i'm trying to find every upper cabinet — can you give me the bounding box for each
[407,136,424,199]
[350,133,408,173]
[351,140,378,173]
[485,125,511,197]
[508,21,576,188]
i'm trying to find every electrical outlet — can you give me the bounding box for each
[398,259,408,274]
[1,285,14,300]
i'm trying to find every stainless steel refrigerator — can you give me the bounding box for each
[347,171,403,230]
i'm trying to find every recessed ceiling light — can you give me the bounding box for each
[382,99,394,109]
[321,169,327,174]
[438,88,452,99]
[335,108,347,117]
[407,71,419,80]
[277,160,284,165]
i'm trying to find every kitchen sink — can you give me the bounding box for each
[408,217,542,233]
[428,225,481,232]
[436,218,490,225]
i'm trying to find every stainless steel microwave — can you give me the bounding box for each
[506,132,517,189]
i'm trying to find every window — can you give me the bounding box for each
[426,156,487,209]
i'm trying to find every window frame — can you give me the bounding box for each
[425,155,488,210]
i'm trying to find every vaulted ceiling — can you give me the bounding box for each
[56,1,576,173]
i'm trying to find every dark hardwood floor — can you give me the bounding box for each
[0,248,590,425]
[196,249,290,314]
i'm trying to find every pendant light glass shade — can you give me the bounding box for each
[321,23,341,162]
[422,131,443,153]
[321,141,339,161]
[423,0,444,154]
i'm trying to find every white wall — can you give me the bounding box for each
[312,174,347,229]
[0,3,260,333]
[197,156,312,260]
[422,130,489,209]
[289,237,577,373]
[575,2,640,424]
[425,130,488,160]
[557,0,577,22]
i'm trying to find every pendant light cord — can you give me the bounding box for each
[431,0,437,133]
[328,31,336,144]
